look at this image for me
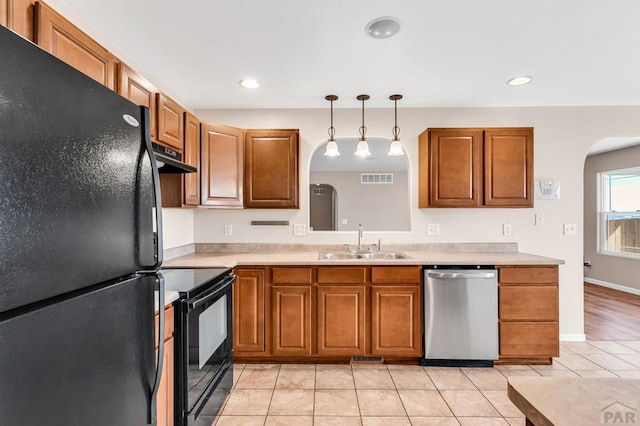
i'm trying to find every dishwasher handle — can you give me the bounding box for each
[427,271,496,279]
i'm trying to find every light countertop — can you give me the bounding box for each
[163,250,564,268]
[508,376,640,426]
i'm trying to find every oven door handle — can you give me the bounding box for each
[189,274,236,309]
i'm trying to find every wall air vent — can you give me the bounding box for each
[361,173,393,184]
[312,187,328,195]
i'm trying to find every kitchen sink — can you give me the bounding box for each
[318,251,410,260]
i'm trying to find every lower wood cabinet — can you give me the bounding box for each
[233,268,265,353]
[371,286,422,356]
[155,304,174,426]
[497,265,559,364]
[272,285,312,356]
[233,265,422,361]
[317,285,366,356]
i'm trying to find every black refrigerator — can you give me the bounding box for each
[0,25,167,425]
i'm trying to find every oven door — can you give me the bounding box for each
[179,273,234,424]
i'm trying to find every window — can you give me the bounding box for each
[599,167,640,257]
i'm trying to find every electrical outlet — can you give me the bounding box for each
[224,224,232,236]
[563,223,577,236]
[293,224,306,236]
[341,219,348,225]
[427,224,440,236]
[535,213,544,226]
[503,224,513,236]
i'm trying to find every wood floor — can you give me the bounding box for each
[584,283,640,340]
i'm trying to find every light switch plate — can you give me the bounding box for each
[341,219,348,225]
[427,224,440,236]
[503,224,513,236]
[293,224,306,236]
[224,224,232,236]
[535,213,544,226]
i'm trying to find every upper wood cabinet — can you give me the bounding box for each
[156,93,184,152]
[484,128,534,207]
[201,123,244,208]
[35,2,117,90]
[118,64,157,140]
[183,112,200,206]
[244,129,299,209]
[5,0,38,42]
[1,0,7,26]
[419,127,533,208]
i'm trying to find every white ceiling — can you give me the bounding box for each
[57,0,640,111]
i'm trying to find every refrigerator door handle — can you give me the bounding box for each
[141,106,163,269]
[148,275,165,424]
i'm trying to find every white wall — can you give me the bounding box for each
[194,105,640,340]
[161,208,194,249]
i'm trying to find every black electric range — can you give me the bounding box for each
[161,267,231,298]
[161,267,235,426]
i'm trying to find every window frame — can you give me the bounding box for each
[597,167,640,259]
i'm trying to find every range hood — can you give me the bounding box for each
[152,142,196,174]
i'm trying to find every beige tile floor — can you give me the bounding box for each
[214,341,640,425]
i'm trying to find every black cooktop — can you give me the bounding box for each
[160,268,231,297]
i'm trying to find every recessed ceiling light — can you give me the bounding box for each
[507,76,532,86]
[239,79,260,89]
[365,17,401,39]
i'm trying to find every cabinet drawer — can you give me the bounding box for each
[317,267,367,284]
[371,266,421,284]
[499,266,557,284]
[499,286,558,320]
[499,322,558,357]
[271,267,312,284]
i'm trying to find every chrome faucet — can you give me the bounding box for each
[357,224,363,251]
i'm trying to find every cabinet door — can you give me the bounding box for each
[156,335,174,426]
[1,0,7,26]
[271,286,312,356]
[4,0,35,41]
[183,112,200,206]
[233,269,265,352]
[155,305,174,426]
[118,64,157,140]
[371,286,421,356]
[200,123,244,207]
[156,93,184,152]
[428,128,483,207]
[317,286,366,356]
[244,129,299,208]
[35,2,116,90]
[484,128,533,207]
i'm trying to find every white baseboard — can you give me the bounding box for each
[560,333,586,342]
[584,277,640,296]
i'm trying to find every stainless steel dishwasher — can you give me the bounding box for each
[422,266,498,367]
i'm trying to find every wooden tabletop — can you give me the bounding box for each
[507,377,640,426]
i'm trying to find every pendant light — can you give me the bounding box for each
[323,95,340,156]
[388,94,404,156]
[355,94,371,157]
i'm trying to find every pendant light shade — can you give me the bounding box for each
[324,95,340,156]
[355,94,371,157]
[388,94,404,156]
